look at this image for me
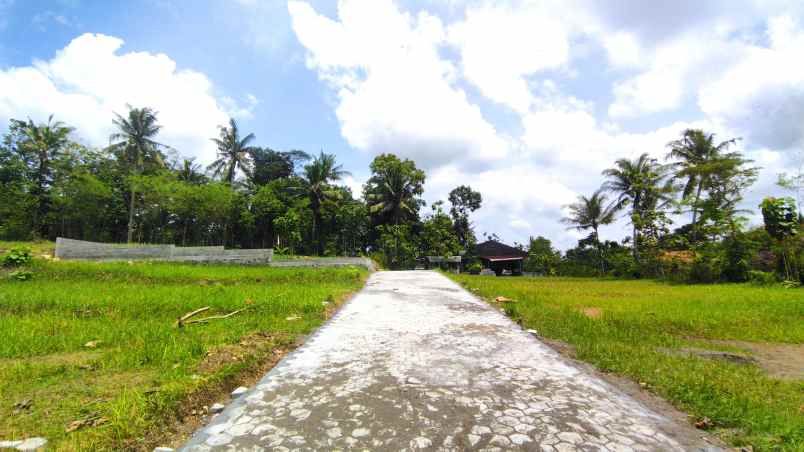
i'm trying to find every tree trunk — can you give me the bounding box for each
[127,187,136,243]
[632,222,639,263]
[594,226,605,274]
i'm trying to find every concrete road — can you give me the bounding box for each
[181,271,719,451]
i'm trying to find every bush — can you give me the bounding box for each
[467,263,481,274]
[1,246,32,267]
[747,270,777,286]
[9,269,33,281]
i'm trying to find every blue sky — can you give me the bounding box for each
[2,0,804,248]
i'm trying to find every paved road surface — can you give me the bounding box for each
[182,271,719,451]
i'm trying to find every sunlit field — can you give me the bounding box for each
[450,274,804,451]
[0,257,366,450]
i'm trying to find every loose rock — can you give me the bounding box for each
[231,387,248,398]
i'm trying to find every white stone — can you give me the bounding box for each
[231,387,248,398]
[410,437,432,449]
[15,438,48,451]
[153,448,174,452]
[209,403,225,414]
[510,434,532,445]
[352,428,370,438]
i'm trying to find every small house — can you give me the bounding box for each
[473,240,527,276]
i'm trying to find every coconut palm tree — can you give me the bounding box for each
[364,156,425,226]
[14,115,73,237]
[301,151,350,255]
[208,119,255,186]
[562,188,618,271]
[109,106,167,243]
[602,153,670,262]
[176,158,206,184]
[666,129,739,226]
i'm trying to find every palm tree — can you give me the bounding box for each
[109,106,167,243]
[666,129,739,226]
[301,151,350,255]
[562,188,618,271]
[208,119,255,186]
[602,153,670,262]
[14,115,73,237]
[365,161,424,226]
[176,158,206,184]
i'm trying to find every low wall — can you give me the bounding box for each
[55,238,273,264]
[270,257,377,271]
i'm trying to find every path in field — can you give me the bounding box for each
[182,271,719,451]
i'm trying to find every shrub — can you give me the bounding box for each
[9,269,33,281]
[1,246,32,267]
[747,270,777,286]
[467,263,482,274]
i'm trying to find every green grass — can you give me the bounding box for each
[0,257,366,451]
[450,275,804,451]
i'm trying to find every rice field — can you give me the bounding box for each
[450,275,804,451]
[0,255,366,450]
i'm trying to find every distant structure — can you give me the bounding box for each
[424,255,462,273]
[473,240,527,276]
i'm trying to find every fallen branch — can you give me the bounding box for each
[184,308,247,325]
[175,306,210,328]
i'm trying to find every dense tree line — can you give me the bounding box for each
[553,129,803,284]
[0,108,482,268]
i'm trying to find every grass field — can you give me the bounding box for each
[450,275,804,451]
[0,250,366,450]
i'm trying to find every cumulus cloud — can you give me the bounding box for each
[288,0,508,170]
[699,15,804,151]
[0,33,243,163]
[284,0,801,248]
[447,2,575,113]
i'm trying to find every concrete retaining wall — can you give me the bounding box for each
[55,238,376,270]
[271,257,377,271]
[55,238,273,264]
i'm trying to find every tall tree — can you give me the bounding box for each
[11,116,73,237]
[175,158,207,185]
[666,129,739,227]
[448,185,482,249]
[208,118,255,186]
[364,154,425,226]
[562,188,617,271]
[603,153,671,262]
[249,148,310,186]
[109,106,167,243]
[301,151,349,255]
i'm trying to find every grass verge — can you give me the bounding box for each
[449,275,804,451]
[0,257,366,450]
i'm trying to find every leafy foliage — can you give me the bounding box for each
[2,246,32,267]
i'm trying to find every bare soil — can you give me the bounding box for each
[704,339,804,381]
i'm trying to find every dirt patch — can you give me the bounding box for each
[659,347,758,366]
[578,306,603,319]
[706,340,804,380]
[197,331,289,374]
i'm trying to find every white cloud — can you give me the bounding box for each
[288,0,508,170]
[447,2,574,113]
[0,33,244,163]
[699,15,804,151]
[284,0,804,248]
